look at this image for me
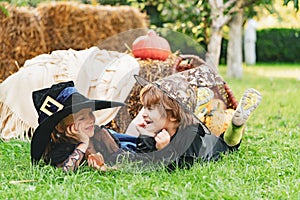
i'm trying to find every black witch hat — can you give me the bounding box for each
[30,81,125,163]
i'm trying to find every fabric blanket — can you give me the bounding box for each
[0,47,139,140]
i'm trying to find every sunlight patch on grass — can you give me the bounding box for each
[244,67,300,80]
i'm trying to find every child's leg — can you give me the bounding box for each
[224,88,262,146]
[223,123,245,147]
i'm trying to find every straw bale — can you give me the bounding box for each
[0,2,148,82]
[37,2,148,51]
[0,3,48,82]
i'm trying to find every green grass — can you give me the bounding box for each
[1,66,300,200]
[253,63,300,68]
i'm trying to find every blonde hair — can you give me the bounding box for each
[140,84,195,129]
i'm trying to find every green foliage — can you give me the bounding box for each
[96,0,299,54]
[284,0,299,10]
[1,66,300,199]
[220,39,228,65]
[0,3,9,16]
[98,0,210,48]
[256,28,300,63]
[220,28,300,63]
[2,0,298,54]
[0,0,45,7]
[150,0,210,45]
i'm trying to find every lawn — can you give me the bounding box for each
[0,65,299,200]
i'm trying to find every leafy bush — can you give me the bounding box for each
[256,28,300,63]
[220,28,300,64]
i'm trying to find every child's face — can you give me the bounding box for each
[73,108,95,138]
[141,104,167,133]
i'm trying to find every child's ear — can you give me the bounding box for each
[169,117,177,122]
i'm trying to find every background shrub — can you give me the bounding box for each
[256,28,300,63]
[220,28,300,64]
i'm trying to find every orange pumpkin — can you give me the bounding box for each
[132,30,171,61]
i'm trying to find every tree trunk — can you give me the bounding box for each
[244,19,257,65]
[206,28,223,70]
[227,8,244,78]
[207,0,236,70]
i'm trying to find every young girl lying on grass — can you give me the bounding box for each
[30,81,125,172]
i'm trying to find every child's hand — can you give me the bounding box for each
[135,123,156,137]
[66,123,89,145]
[155,129,171,150]
[87,152,105,170]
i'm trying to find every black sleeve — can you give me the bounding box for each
[47,142,77,166]
[136,135,157,153]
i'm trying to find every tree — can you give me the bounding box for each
[226,0,244,78]
[226,0,299,78]
[226,0,260,78]
[206,0,238,70]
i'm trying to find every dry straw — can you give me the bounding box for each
[0,2,148,82]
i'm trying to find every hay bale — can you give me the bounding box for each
[0,3,48,82]
[0,2,148,82]
[37,2,148,50]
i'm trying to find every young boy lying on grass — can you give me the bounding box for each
[114,73,262,170]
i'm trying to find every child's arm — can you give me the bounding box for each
[136,129,171,152]
[59,142,106,172]
[60,142,88,172]
[58,123,90,172]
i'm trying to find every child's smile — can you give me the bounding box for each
[74,108,96,138]
[141,104,166,133]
